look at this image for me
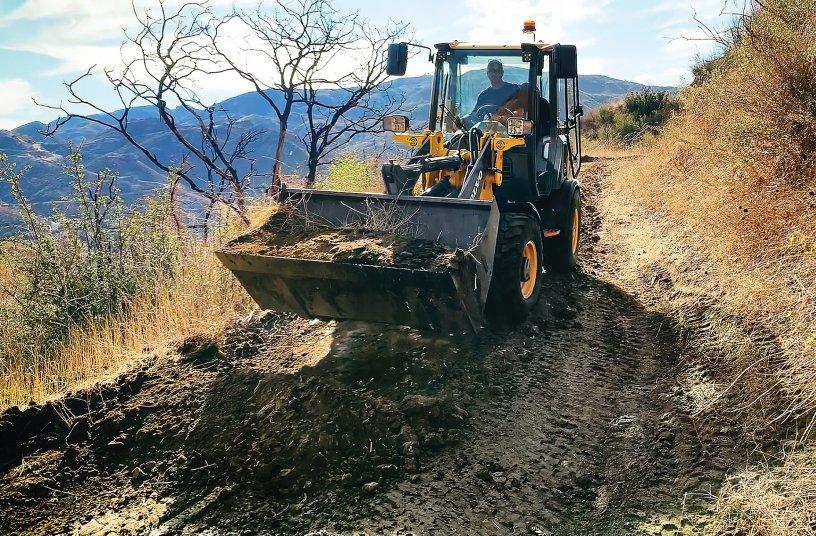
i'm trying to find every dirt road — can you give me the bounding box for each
[0,159,745,535]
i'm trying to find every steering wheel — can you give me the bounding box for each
[466,105,516,128]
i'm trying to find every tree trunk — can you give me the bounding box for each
[269,117,288,196]
[234,186,248,222]
[305,154,319,188]
[269,97,295,197]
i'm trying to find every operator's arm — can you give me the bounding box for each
[463,89,489,126]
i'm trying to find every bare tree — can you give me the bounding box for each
[40,0,410,213]
[208,0,357,194]
[208,0,409,188]
[38,1,261,221]
[298,20,408,186]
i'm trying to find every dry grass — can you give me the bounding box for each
[615,101,816,428]
[582,139,643,159]
[707,445,816,535]
[613,0,816,429]
[0,223,254,410]
[598,1,816,532]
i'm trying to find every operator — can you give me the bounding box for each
[464,60,519,127]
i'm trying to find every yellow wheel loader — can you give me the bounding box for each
[217,31,584,333]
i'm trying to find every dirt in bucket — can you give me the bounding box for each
[222,206,458,272]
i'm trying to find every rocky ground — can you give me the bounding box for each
[0,157,754,535]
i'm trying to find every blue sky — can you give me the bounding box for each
[0,0,736,130]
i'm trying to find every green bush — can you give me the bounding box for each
[0,150,180,351]
[584,89,681,144]
[316,153,382,193]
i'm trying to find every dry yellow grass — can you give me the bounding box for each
[602,1,816,531]
[613,0,816,421]
[707,444,816,535]
[0,242,252,409]
[603,128,816,536]
[614,107,816,426]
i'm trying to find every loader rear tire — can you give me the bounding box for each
[544,186,581,272]
[486,213,543,325]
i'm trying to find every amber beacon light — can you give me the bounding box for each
[523,19,536,33]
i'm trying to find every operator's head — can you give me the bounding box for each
[487,59,504,87]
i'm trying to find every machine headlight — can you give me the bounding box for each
[506,117,533,137]
[383,115,409,133]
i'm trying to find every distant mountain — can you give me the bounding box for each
[0,74,673,231]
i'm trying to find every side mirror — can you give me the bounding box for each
[553,44,577,79]
[386,43,408,76]
[573,105,584,117]
[383,114,409,133]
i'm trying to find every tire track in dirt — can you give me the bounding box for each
[0,160,744,535]
[325,277,722,535]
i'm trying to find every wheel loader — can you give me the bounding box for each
[217,24,583,333]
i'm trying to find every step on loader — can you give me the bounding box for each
[217,23,584,332]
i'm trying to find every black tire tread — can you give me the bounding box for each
[486,213,543,325]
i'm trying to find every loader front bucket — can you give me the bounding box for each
[216,189,500,332]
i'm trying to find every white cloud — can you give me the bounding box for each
[648,0,739,51]
[0,78,33,116]
[459,0,610,44]
[0,2,134,74]
[625,0,740,85]
[580,57,605,76]
[0,0,256,75]
[633,66,689,86]
[0,78,35,130]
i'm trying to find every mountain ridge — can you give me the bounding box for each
[0,73,674,230]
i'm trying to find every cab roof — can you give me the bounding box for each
[435,42,554,51]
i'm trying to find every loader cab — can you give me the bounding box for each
[430,48,537,136]
[383,40,581,205]
[427,43,580,199]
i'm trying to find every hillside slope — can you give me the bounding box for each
[593,1,816,531]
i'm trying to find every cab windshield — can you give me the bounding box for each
[436,50,532,136]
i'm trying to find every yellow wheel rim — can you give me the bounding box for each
[570,207,580,255]
[520,240,538,299]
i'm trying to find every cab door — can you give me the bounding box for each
[534,54,562,197]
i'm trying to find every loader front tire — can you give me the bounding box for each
[486,213,543,325]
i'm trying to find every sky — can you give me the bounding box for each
[0,0,737,130]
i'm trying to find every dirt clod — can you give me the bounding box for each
[131,467,147,480]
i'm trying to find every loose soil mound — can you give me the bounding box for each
[223,207,456,272]
[0,313,479,534]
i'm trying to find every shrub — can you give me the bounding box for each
[681,0,816,183]
[0,150,180,351]
[584,89,681,144]
[0,150,251,408]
